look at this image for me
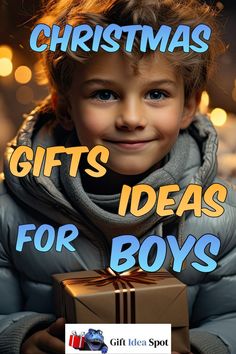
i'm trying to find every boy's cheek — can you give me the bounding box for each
[72,107,112,130]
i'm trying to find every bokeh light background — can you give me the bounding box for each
[0,0,235,177]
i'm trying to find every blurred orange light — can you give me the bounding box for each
[15,66,32,84]
[16,86,34,105]
[199,91,209,115]
[0,58,13,77]
[0,45,13,60]
[201,91,209,106]
[210,108,227,127]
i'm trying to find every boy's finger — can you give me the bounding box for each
[48,317,65,339]
[31,349,52,354]
[38,331,65,354]
[21,344,45,354]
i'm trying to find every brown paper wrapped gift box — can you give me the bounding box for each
[52,268,190,353]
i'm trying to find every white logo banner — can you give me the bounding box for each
[65,323,171,354]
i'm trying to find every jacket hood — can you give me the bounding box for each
[3,105,218,242]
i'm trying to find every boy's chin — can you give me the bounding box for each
[107,163,159,177]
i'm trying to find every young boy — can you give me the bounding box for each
[1,0,236,353]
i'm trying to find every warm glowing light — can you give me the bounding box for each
[15,66,32,84]
[199,91,209,114]
[210,108,227,127]
[0,45,13,60]
[16,86,34,105]
[0,58,13,77]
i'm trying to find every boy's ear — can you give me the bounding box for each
[180,93,200,129]
[54,94,74,131]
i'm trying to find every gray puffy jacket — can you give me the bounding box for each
[0,107,236,354]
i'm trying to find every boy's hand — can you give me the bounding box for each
[21,317,65,354]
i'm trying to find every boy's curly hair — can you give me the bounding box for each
[36,0,224,103]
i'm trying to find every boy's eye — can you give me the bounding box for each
[91,90,118,101]
[145,90,167,100]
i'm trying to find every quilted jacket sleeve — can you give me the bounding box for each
[189,195,236,354]
[0,244,55,354]
[0,190,55,354]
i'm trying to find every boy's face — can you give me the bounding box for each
[68,52,197,175]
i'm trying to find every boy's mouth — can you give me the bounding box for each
[103,139,155,150]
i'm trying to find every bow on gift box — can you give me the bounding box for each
[62,268,171,323]
[83,268,170,286]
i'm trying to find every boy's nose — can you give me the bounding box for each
[115,99,147,131]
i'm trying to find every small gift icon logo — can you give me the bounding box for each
[69,329,108,352]
[69,330,85,350]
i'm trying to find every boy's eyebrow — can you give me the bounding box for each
[81,78,177,88]
[145,79,177,88]
[81,79,116,87]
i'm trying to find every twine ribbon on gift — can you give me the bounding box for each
[62,268,170,323]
